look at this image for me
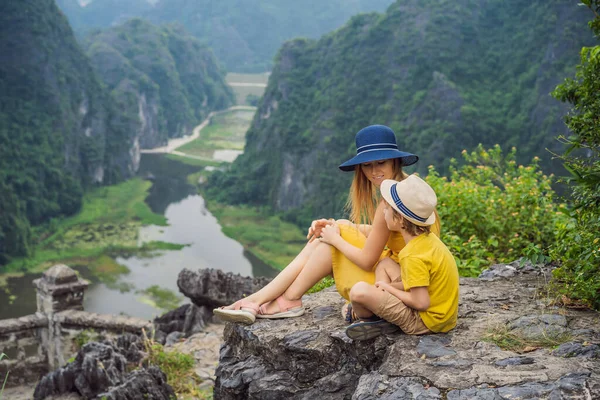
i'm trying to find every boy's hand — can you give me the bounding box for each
[307,218,333,242]
[318,223,340,245]
[375,281,393,292]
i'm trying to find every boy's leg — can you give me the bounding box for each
[348,281,430,337]
[374,257,401,284]
[348,281,388,319]
[346,281,400,340]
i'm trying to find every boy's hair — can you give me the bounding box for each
[345,158,405,225]
[390,208,431,236]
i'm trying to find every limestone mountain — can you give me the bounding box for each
[83,18,234,148]
[0,0,137,264]
[55,0,154,34]
[55,0,396,72]
[208,0,594,226]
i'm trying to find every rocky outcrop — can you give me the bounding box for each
[177,267,272,311]
[33,333,175,400]
[150,268,272,345]
[214,261,600,399]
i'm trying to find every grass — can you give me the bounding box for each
[142,330,211,399]
[0,353,7,399]
[176,110,254,158]
[138,285,183,312]
[74,329,101,350]
[308,276,335,294]
[204,200,305,270]
[482,321,573,353]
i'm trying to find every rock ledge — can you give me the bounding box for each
[214,269,600,399]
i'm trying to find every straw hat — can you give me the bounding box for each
[380,175,437,226]
[338,125,418,172]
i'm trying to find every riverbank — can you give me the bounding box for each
[1,178,178,278]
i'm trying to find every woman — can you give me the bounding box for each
[213,124,441,324]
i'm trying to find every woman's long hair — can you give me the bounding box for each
[345,158,407,225]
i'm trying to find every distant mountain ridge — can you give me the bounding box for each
[208,0,594,227]
[0,0,137,263]
[83,18,234,148]
[55,0,396,72]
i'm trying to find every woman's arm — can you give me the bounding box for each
[376,282,430,311]
[319,201,390,271]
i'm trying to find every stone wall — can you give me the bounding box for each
[0,265,152,387]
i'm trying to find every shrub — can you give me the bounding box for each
[426,144,569,276]
[549,0,600,309]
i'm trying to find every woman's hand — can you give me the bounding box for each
[318,223,341,245]
[307,218,334,242]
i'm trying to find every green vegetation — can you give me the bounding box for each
[142,331,209,398]
[165,154,223,168]
[1,179,170,278]
[426,145,568,277]
[205,201,305,270]
[308,276,335,294]
[208,0,593,233]
[84,18,234,147]
[0,0,134,265]
[176,110,253,158]
[483,321,573,353]
[138,285,183,312]
[0,353,7,399]
[57,0,395,72]
[549,0,600,310]
[245,94,261,107]
[74,329,102,350]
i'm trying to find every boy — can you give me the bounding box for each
[345,175,459,341]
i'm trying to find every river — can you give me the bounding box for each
[0,154,277,320]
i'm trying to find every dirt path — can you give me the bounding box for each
[140,105,256,155]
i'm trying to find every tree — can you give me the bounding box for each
[550,0,600,309]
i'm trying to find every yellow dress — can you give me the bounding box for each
[331,218,442,301]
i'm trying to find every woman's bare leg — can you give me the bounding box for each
[260,241,333,314]
[222,239,322,308]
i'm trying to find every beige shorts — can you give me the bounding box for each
[376,291,432,335]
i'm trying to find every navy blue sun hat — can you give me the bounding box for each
[338,125,418,172]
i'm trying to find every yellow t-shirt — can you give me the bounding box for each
[398,233,459,333]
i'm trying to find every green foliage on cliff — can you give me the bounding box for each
[56,0,395,72]
[549,0,600,310]
[208,0,593,230]
[0,0,133,266]
[83,18,234,147]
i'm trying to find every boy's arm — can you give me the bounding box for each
[319,203,390,271]
[376,282,430,311]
